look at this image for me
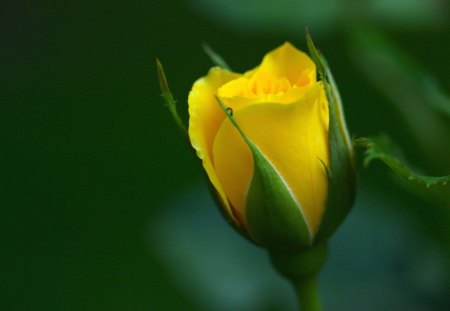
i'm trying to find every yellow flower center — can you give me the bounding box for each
[248,76,291,95]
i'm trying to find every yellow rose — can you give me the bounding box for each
[188,42,331,246]
[157,37,356,307]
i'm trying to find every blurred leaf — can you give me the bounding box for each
[188,0,446,35]
[352,29,450,118]
[355,135,450,207]
[188,0,340,35]
[421,77,450,117]
[156,59,189,138]
[202,43,231,70]
[351,29,450,170]
[364,0,447,29]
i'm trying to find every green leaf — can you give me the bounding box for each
[156,59,188,138]
[355,135,450,207]
[215,97,311,250]
[202,43,231,70]
[421,77,450,118]
[306,30,356,241]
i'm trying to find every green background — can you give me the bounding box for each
[2,0,449,310]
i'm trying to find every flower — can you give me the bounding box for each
[188,42,353,249]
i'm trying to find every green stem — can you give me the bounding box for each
[293,275,321,311]
[269,242,327,311]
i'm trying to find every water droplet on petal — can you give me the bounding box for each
[226,107,233,116]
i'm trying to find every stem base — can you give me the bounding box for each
[269,242,327,311]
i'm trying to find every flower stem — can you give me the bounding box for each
[292,275,321,311]
[269,242,327,311]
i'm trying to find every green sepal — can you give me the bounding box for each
[355,135,450,207]
[306,31,356,242]
[156,59,189,138]
[202,43,231,71]
[216,97,311,250]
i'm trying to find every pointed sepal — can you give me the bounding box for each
[156,59,188,138]
[202,43,231,70]
[306,31,356,242]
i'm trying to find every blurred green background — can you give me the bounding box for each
[2,0,450,310]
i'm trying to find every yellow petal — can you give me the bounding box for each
[188,67,242,223]
[212,82,329,234]
[217,42,317,110]
[217,76,314,109]
[247,42,316,91]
